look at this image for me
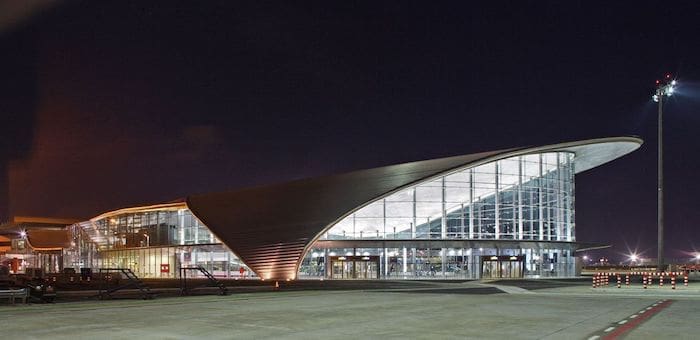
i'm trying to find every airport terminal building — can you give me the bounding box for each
[1,137,641,280]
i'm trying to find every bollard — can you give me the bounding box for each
[625,274,630,286]
[617,274,621,288]
[672,275,676,290]
[643,275,647,289]
[684,273,689,287]
[660,274,664,287]
[592,274,597,288]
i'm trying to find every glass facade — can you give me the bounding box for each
[64,207,253,279]
[320,152,574,241]
[299,152,577,279]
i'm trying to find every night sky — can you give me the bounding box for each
[1,1,700,262]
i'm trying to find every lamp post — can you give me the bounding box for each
[652,74,676,272]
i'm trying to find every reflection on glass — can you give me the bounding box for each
[323,152,574,241]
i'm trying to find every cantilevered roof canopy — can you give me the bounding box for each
[186,137,642,280]
[0,216,79,235]
[26,229,72,251]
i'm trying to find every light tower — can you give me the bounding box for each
[652,74,676,272]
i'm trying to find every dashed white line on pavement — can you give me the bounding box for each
[618,320,628,325]
[604,327,616,332]
[587,336,600,340]
[630,314,638,318]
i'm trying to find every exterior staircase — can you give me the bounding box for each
[97,268,153,300]
[179,266,228,296]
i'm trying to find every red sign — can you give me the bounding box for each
[160,264,170,273]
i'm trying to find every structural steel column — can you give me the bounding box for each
[469,169,474,239]
[538,155,544,240]
[518,156,524,240]
[495,162,500,239]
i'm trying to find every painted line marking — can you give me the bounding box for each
[588,336,600,340]
[600,300,674,340]
[629,315,638,318]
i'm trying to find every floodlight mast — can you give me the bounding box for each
[653,74,676,272]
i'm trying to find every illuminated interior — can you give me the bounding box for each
[299,152,577,279]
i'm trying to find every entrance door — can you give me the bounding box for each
[354,260,378,279]
[480,256,524,279]
[328,256,380,279]
[331,259,353,279]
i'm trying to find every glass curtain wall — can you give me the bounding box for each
[321,152,575,241]
[300,152,577,279]
[299,247,576,279]
[67,208,253,279]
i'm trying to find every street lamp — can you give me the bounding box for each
[629,253,638,263]
[652,74,676,272]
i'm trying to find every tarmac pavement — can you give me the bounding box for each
[1,279,699,339]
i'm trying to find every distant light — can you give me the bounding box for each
[362,251,370,256]
[19,231,27,237]
[629,254,638,262]
[653,94,659,102]
[671,80,677,86]
[533,255,540,261]
[311,252,319,258]
[582,255,589,261]
[695,254,700,260]
[667,87,674,95]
